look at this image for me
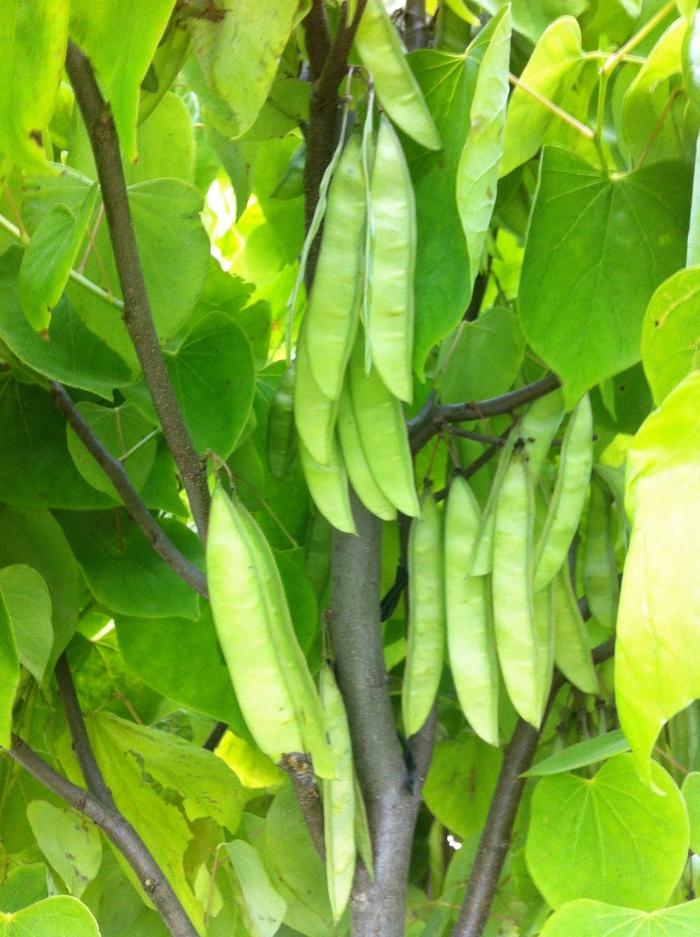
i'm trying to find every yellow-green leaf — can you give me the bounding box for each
[616,371,700,780]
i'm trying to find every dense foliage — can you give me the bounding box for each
[2,1,700,936]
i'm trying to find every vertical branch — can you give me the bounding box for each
[332,493,435,937]
[64,43,210,541]
[55,654,116,811]
[450,638,616,937]
[303,0,368,283]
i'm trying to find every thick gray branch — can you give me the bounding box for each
[332,492,434,937]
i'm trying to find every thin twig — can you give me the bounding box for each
[450,636,615,937]
[55,655,116,810]
[445,427,506,446]
[408,373,562,454]
[50,382,208,599]
[65,42,210,541]
[6,737,199,937]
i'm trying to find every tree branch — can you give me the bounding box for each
[55,654,117,810]
[450,636,616,937]
[6,736,199,937]
[332,491,432,937]
[303,0,368,280]
[64,42,210,542]
[50,382,208,599]
[408,374,562,454]
[279,753,326,859]
[304,0,332,82]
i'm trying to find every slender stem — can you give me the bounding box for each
[6,737,199,937]
[65,42,210,541]
[50,382,208,598]
[593,69,610,172]
[601,0,675,77]
[55,655,117,810]
[0,211,123,310]
[508,74,595,141]
[408,373,561,455]
[450,638,615,937]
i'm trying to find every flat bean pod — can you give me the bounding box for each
[207,487,333,777]
[336,380,396,522]
[583,475,619,631]
[294,316,338,466]
[320,664,356,921]
[348,336,420,517]
[492,453,542,727]
[445,476,499,746]
[402,494,446,736]
[305,134,365,401]
[368,114,416,403]
[551,568,598,694]
[354,0,441,151]
[533,394,593,591]
[299,436,356,535]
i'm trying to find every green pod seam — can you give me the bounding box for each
[348,336,420,517]
[305,134,365,401]
[267,363,297,480]
[445,476,499,747]
[552,568,598,694]
[337,379,397,521]
[207,487,333,777]
[320,664,356,922]
[533,394,593,591]
[299,435,357,535]
[368,114,416,403]
[294,316,338,466]
[354,0,441,151]
[583,475,619,631]
[402,494,446,736]
[492,453,542,727]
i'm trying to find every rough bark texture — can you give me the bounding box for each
[332,493,435,936]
